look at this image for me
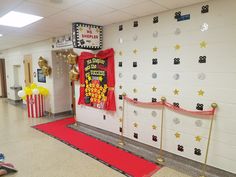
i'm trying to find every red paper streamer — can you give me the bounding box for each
[124,96,163,106]
[124,96,215,117]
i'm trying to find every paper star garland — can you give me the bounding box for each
[175,44,181,50]
[200,41,207,48]
[175,132,181,139]
[153,47,158,52]
[133,49,138,54]
[133,88,137,93]
[198,89,204,96]
[119,118,123,122]
[133,122,138,128]
[119,51,123,56]
[152,86,157,92]
[195,136,202,142]
[152,124,157,130]
[173,89,179,95]
[119,85,123,89]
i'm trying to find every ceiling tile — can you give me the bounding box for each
[14,1,61,17]
[90,0,147,9]
[28,0,86,10]
[0,26,16,35]
[122,1,167,17]
[0,0,24,16]
[151,0,208,9]
[29,18,71,35]
[69,1,116,17]
[97,10,137,25]
[48,10,93,24]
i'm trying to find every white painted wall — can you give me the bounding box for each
[76,0,236,174]
[0,38,91,114]
[1,39,54,111]
[0,39,64,114]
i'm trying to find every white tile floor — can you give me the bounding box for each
[0,99,191,177]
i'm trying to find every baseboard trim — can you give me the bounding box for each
[44,110,73,118]
[71,121,235,177]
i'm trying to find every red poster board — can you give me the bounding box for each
[78,48,116,111]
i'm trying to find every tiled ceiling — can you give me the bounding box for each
[0,0,209,51]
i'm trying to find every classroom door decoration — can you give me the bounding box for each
[78,48,116,111]
[18,83,49,118]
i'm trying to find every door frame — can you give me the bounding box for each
[0,59,7,98]
[71,81,76,116]
[23,55,33,86]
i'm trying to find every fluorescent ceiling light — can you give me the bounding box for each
[0,34,2,37]
[0,11,43,28]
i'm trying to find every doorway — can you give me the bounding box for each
[52,49,75,115]
[0,59,7,98]
[23,55,33,86]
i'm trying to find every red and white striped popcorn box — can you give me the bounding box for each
[26,94,44,118]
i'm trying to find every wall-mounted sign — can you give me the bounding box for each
[37,69,46,83]
[72,22,103,50]
[52,34,73,49]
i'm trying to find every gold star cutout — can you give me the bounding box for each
[98,76,103,82]
[175,132,181,139]
[96,28,100,33]
[133,49,138,54]
[119,118,123,122]
[175,44,181,50]
[152,86,157,92]
[200,41,207,48]
[133,88,137,93]
[195,136,202,142]
[198,89,204,96]
[133,122,138,128]
[79,27,83,32]
[119,51,123,56]
[153,47,158,52]
[173,89,179,95]
[152,124,157,130]
[119,85,123,89]
[88,76,92,81]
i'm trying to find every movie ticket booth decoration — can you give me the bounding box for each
[78,48,116,111]
[72,22,102,50]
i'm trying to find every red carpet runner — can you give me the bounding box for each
[33,118,160,177]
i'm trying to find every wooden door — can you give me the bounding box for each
[0,59,7,97]
[23,55,33,86]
